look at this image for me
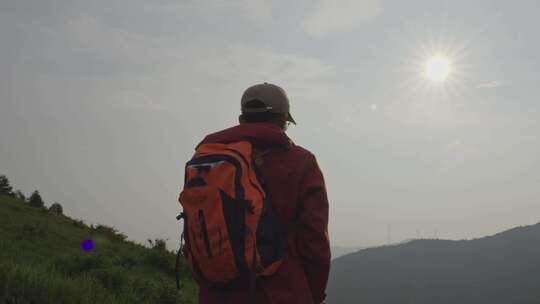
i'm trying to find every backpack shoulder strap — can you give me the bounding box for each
[252,147,271,167]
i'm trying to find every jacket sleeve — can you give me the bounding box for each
[295,153,331,304]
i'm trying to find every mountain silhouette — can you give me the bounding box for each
[332,246,365,259]
[328,223,540,304]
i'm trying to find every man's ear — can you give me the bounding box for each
[280,113,289,130]
[238,115,244,124]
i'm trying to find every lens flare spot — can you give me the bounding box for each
[81,239,94,252]
[425,56,451,82]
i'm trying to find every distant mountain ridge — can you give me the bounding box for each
[331,246,365,259]
[328,223,540,304]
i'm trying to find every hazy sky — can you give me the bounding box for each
[1,0,539,248]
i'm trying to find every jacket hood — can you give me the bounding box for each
[199,123,292,149]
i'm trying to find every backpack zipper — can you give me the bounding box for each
[191,228,201,255]
[187,155,245,199]
[198,210,213,257]
[218,225,223,255]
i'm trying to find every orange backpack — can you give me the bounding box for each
[176,141,284,290]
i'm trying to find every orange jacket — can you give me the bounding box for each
[196,123,330,304]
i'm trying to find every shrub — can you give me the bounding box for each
[18,223,47,239]
[145,249,174,275]
[88,267,127,291]
[116,254,137,269]
[53,254,105,276]
[92,224,127,242]
[127,277,182,304]
[72,219,87,229]
[13,190,26,202]
[148,238,168,251]
[49,202,63,214]
[156,282,183,304]
[0,260,116,304]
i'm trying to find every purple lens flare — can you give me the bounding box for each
[81,239,94,252]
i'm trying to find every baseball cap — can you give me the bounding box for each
[241,82,296,124]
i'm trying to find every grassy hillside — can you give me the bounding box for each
[0,195,197,304]
[328,223,540,304]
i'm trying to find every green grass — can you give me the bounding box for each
[0,195,197,304]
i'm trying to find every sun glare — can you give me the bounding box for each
[425,56,451,82]
[398,28,470,99]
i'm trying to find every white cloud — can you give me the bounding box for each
[82,39,337,117]
[476,81,503,89]
[133,44,336,111]
[444,139,479,157]
[439,139,482,172]
[35,13,335,113]
[183,0,273,24]
[238,0,273,23]
[66,16,180,66]
[303,0,381,37]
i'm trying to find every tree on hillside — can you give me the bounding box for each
[49,202,63,214]
[0,175,14,197]
[147,238,168,251]
[28,190,45,208]
[14,190,26,202]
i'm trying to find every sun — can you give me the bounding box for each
[425,55,452,82]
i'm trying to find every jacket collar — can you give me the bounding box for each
[199,123,292,149]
